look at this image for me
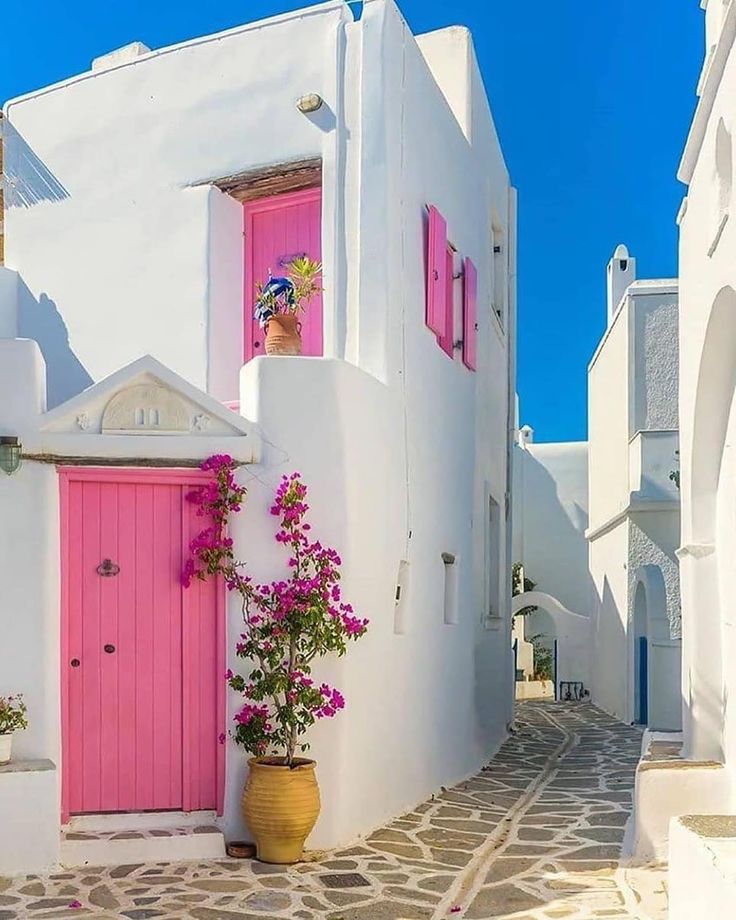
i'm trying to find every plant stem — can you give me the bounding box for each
[286,635,298,766]
[238,584,285,745]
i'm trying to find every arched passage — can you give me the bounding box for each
[631,564,681,731]
[511,591,592,695]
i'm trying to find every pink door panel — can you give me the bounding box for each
[182,493,223,812]
[244,187,323,361]
[61,470,223,818]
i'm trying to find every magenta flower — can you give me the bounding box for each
[182,464,367,765]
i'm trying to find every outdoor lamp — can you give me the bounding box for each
[0,436,22,475]
[296,93,324,114]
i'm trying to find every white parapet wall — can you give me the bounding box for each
[669,816,736,920]
[629,732,731,861]
[0,760,59,875]
[515,680,554,701]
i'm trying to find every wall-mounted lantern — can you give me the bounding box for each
[0,436,22,475]
[296,93,324,114]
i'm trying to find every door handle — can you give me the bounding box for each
[103,644,115,654]
[97,559,120,577]
[70,658,80,668]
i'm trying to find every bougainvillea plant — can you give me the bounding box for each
[183,456,368,766]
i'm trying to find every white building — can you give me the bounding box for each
[665,1,736,912]
[0,0,516,874]
[587,247,682,735]
[511,429,592,695]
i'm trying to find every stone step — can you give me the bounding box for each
[670,815,736,920]
[60,823,226,868]
[628,731,729,860]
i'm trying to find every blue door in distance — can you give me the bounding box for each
[638,636,649,725]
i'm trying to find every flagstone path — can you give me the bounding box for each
[0,702,668,919]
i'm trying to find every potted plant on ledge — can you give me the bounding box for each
[183,456,368,863]
[253,256,323,356]
[0,694,28,765]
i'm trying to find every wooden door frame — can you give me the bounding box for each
[59,466,226,823]
[243,185,322,363]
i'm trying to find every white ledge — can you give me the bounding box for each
[586,497,680,542]
[676,542,716,560]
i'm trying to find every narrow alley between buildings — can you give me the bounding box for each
[0,702,667,920]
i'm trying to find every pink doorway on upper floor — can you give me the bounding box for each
[59,468,225,821]
[243,187,323,362]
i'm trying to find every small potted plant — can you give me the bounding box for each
[254,256,322,356]
[183,457,367,864]
[0,694,28,765]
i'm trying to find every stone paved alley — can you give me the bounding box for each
[0,703,668,919]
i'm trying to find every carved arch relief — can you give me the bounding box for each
[101,384,194,434]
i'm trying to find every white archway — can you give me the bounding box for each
[631,564,682,732]
[511,591,592,694]
[682,285,736,759]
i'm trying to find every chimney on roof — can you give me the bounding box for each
[606,244,636,325]
[518,424,534,447]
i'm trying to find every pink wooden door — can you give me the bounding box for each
[61,469,224,817]
[244,187,323,361]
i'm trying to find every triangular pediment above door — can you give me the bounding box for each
[33,355,260,463]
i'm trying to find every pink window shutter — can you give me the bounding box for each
[426,206,448,337]
[463,257,478,371]
[438,246,454,357]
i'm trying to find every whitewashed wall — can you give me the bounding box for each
[511,437,592,692]
[589,305,630,531]
[588,290,631,719]
[677,0,736,796]
[589,521,630,720]
[513,440,590,617]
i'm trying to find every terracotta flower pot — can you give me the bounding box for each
[265,315,302,356]
[242,757,320,864]
[0,733,13,766]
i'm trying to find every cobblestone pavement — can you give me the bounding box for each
[0,702,668,919]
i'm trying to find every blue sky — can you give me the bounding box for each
[1,1,704,441]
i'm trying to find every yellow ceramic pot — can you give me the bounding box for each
[242,757,320,864]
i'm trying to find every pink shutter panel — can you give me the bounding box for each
[426,206,448,337]
[463,257,478,370]
[438,246,454,357]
